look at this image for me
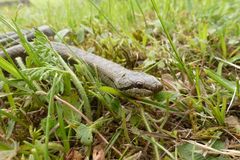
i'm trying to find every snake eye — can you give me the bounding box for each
[136,81,143,88]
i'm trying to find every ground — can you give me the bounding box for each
[0,0,240,159]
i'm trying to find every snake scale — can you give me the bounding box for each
[0,25,162,97]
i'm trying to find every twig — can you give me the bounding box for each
[184,140,240,157]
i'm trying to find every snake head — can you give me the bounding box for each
[114,71,163,97]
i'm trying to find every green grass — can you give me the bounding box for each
[0,0,240,159]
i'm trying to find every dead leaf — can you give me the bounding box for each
[93,144,105,160]
[123,151,142,160]
[65,148,83,160]
[225,116,240,133]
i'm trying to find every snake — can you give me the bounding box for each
[0,0,30,7]
[0,26,163,97]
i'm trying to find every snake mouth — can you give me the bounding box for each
[119,82,163,97]
[119,83,145,91]
[121,88,155,97]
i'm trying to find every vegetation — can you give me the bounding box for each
[0,0,240,159]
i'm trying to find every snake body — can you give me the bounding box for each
[0,25,54,47]
[0,0,30,7]
[0,26,162,97]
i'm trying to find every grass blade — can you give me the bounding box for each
[204,69,235,93]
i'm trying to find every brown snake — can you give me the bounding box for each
[0,26,163,97]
